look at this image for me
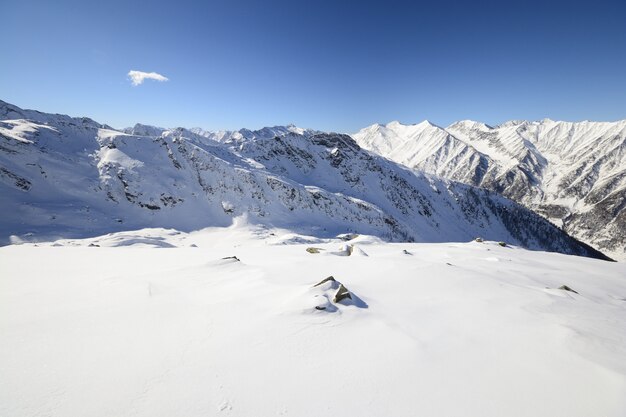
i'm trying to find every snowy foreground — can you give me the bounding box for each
[1,225,625,417]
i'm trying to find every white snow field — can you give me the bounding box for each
[1,224,625,417]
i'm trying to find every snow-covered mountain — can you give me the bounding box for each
[353,119,626,260]
[0,100,608,259]
[123,123,320,144]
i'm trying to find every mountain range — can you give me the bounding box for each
[353,119,626,260]
[0,99,614,260]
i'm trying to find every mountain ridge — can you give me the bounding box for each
[0,100,612,260]
[353,118,626,260]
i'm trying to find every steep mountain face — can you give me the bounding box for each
[0,100,608,259]
[353,119,626,260]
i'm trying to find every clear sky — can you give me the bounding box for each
[2,0,625,132]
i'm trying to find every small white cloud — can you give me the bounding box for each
[127,70,169,86]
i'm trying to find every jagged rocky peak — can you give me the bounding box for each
[448,120,493,131]
[123,123,167,137]
[0,100,110,131]
[0,100,28,120]
[384,119,442,131]
[497,120,527,128]
[352,117,626,261]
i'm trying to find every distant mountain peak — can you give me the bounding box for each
[123,123,167,137]
[0,99,607,261]
[384,120,440,130]
[447,120,494,131]
[353,117,626,260]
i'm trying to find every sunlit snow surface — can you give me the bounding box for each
[1,224,625,417]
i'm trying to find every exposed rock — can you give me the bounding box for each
[333,244,354,256]
[558,285,579,294]
[311,276,357,307]
[333,284,352,303]
[337,233,359,241]
[313,276,336,287]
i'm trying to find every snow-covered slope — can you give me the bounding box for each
[0,100,607,259]
[1,226,625,417]
[353,119,626,260]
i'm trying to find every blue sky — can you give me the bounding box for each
[2,0,625,132]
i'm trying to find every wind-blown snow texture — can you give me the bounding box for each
[0,100,607,259]
[1,227,625,417]
[353,119,626,260]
